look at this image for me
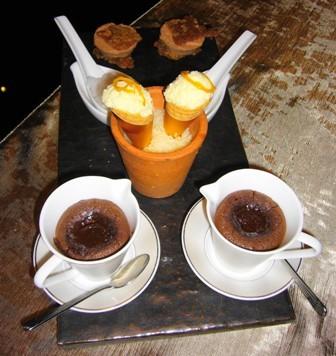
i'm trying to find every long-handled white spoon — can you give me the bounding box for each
[205,30,256,118]
[54,15,124,113]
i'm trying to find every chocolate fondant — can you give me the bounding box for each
[55,199,131,260]
[214,190,286,251]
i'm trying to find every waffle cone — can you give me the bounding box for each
[164,112,194,137]
[166,101,208,121]
[118,119,153,149]
[112,109,153,126]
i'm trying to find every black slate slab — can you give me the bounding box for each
[57,28,295,345]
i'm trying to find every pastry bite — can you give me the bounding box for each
[163,71,215,136]
[155,16,216,60]
[94,23,142,69]
[102,76,154,149]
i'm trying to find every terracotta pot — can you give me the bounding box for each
[110,86,208,198]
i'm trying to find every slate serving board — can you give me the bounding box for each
[57,28,294,345]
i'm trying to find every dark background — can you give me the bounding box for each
[0,3,159,140]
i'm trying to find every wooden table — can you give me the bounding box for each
[1,0,335,354]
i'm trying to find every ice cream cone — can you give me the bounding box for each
[111,110,153,150]
[165,101,208,121]
[118,119,153,149]
[102,76,154,149]
[164,101,208,136]
[112,109,153,126]
[163,71,214,136]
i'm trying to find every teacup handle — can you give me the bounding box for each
[34,255,79,288]
[272,232,322,260]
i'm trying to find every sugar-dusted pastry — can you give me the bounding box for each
[102,76,154,148]
[163,71,215,136]
[94,23,141,69]
[155,16,216,60]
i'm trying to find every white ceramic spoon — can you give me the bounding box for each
[204,30,256,117]
[54,15,124,113]
[205,73,230,120]
[70,62,109,124]
[206,30,256,85]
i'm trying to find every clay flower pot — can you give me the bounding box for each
[110,86,208,198]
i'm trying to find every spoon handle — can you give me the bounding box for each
[54,16,103,78]
[23,254,149,331]
[207,30,256,84]
[284,260,327,317]
[22,283,111,331]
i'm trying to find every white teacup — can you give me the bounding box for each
[34,176,140,289]
[200,168,322,279]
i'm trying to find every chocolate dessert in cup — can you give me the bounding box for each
[200,168,322,280]
[34,176,140,289]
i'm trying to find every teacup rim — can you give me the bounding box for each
[39,175,141,265]
[202,168,304,255]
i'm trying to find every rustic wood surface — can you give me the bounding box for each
[0,0,335,355]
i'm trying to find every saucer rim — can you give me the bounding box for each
[182,198,302,301]
[33,209,160,313]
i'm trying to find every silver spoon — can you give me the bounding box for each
[54,15,124,112]
[22,254,150,331]
[284,259,327,317]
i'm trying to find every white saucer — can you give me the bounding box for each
[182,199,302,301]
[33,210,160,313]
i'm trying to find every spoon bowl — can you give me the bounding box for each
[70,62,109,124]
